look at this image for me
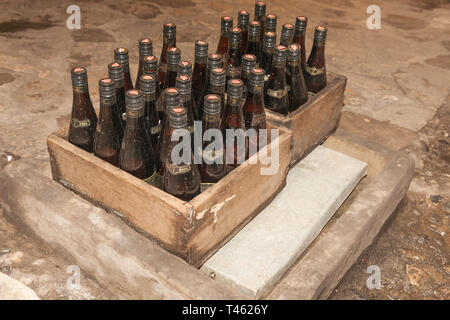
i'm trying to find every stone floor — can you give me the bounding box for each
[0,0,449,299]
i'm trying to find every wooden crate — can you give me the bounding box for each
[266,71,347,165]
[47,123,293,267]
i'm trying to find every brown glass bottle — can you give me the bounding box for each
[94,78,120,166]
[192,40,209,118]
[176,75,196,143]
[216,16,233,63]
[163,106,200,200]
[119,90,156,184]
[223,79,247,168]
[280,23,295,47]
[305,26,327,93]
[254,1,266,53]
[135,38,153,90]
[154,88,181,188]
[293,16,308,71]
[108,62,126,139]
[143,55,163,121]
[198,94,227,189]
[140,74,161,152]
[260,31,277,93]
[114,47,133,92]
[196,53,223,120]
[163,46,181,90]
[286,43,308,112]
[158,23,176,91]
[238,10,250,55]
[68,67,98,153]
[245,21,261,64]
[226,27,242,83]
[241,53,257,101]
[177,60,192,77]
[243,67,267,156]
[197,67,226,121]
[265,45,289,116]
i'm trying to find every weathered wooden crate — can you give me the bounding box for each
[47,123,292,267]
[266,71,347,165]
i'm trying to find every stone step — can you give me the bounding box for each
[201,145,368,299]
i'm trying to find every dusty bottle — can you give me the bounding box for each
[223,79,247,168]
[94,78,120,166]
[226,27,242,83]
[216,16,233,62]
[286,43,308,112]
[119,90,156,184]
[243,67,267,156]
[143,55,163,121]
[163,106,201,200]
[198,67,227,121]
[177,60,192,77]
[68,67,98,152]
[241,53,257,101]
[135,38,153,89]
[280,23,295,47]
[140,74,161,152]
[192,40,209,116]
[265,14,277,33]
[254,1,266,53]
[108,62,126,138]
[265,45,289,115]
[260,31,277,92]
[158,23,176,91]
[245,21,261,64]
[163,46,181,90]
[238,10,250,55]
[293,16,308,71]
[305,26,327,93]
[175,75,196,142]
[114,47,133,92]
[154,88,181,187]
[196,55,223,120]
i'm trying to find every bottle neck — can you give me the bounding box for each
[194,55,207,65]
[248,83,264,94]
[180,92,192,102]
[143,92,156,102]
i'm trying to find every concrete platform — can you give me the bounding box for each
[201,146,367,299]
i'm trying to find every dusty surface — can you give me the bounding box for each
[0,0,448,299]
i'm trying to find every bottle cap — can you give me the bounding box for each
[273,45,288,62]
[98,78,115,98]
[210,67,226,86]
[221,16,233,32]
[248,21,261,37]
[108,62,124,82]
[143,55,158,74]
[249,67,265,86]
[265,14,277,32]
[71,67,88,87]
[227,79,243,98]
[164,87,181,107]
[169,106,187,129]
[167,47,181,65]
[138,38,153,57]
[238,10,250,29]
[281,24,294,43]
[295,16,308,32]
[230,27,242,44]
[114,47,129,67]
[203,94,221,116]
[287,43,301,62]
[175,75,192,95]
[139,74,156,94]
[163,23,176,40]
[125,89,144,111]
[242,54,257,73]
[195,40,208,57]
[177,60,192,76]
[314,25,327,41]
[262,31,277,51]
[207,53,223,70]
[254,1,266,17]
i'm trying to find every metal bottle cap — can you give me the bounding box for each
[263,31,277,51]
[167,47,181,65]
[164,87,181,106]
[254,1,266,17]
[248,21,261,37]
[125,89,144,111]
[71,66,88,87]
[207,53,223,70]
[273,45,288,62]
[221,16,233,32]
[175,75,192,95]
[143,55,158,74]
[238,10,250,29]
[230,27,242,44]
[210,68,226,86]
[227,79,244,98]
[108,62,124,82]
[169,106,187,129]
[163,23,176,40]
[287,43,301,62]
[295,16,308,32]
[195,40,208,57]
[114,47,129,67]
[139,74,156,94]
[177,61,192,76]
[314,25,327,41]
[98,78,115,98]
[265,14,277,32]
[203,94,221,116]
[242,54,257,73]
[138,38,153,56]
[249,67,265,86]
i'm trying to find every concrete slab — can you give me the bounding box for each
[0,272,40,300]
[201,146,368,299]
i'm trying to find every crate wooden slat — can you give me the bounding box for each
[47,123,293,267]
[266,71,347,165]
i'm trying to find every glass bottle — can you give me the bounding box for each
[68,67,98,153]
[226,27,242,83]
[108,62,126,138]
[197,67,226,121]
[139,74,161,152]
[175,75,196,144]
[158,23,176,91]
[119,90,156,185]
[223,79,247,168]
[163,106,201,200]
[143,55,163,121]
[293,16,308,71]
[114,47,133,92]
[135,38,153,90]
[94,78,120,166]
[305,26,327,93]
[280,23,295,47]
[286,43,308,112]
[265,14,277,33]
[265,45,289,115]
[241,53,257,101]
[163,46,181,90]
[260,31,277,93]
[216,16,233,63]
[238,10,250,56]
[177,60,192,77]
[192,40,209,117]
[254,1,266,53]
[245,21,261,64]
[196,54,223,120]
